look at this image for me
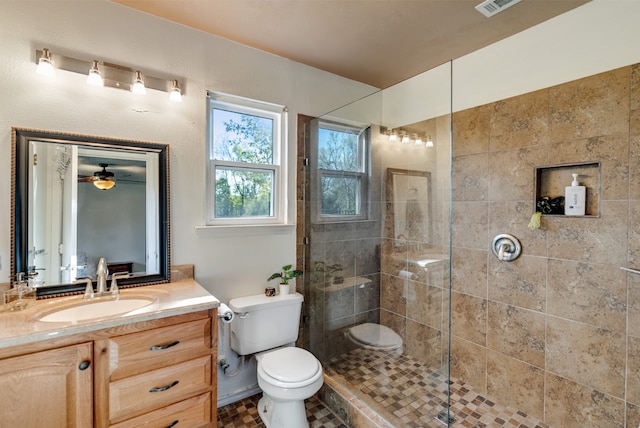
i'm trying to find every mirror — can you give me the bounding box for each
[386,168,432,246]
[11,128,170,297]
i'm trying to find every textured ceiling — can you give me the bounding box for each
[111,0,590,88]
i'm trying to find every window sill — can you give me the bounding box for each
[194,223,295,237]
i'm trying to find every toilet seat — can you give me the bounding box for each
[258,347,322,389]
[347,323,402,350]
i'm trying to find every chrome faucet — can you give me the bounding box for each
[96,258,108,293]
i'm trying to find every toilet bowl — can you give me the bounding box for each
[256,347,323,428]
[346,322,403,353]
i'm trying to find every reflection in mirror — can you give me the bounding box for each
[12,128,170,297]
[386,168,432,247]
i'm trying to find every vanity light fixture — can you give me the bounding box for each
[169,79,182,103]
[401,132,410,144]
[34,48,185,101]
[86,60,104,87]
[388,129,398,142]
[131,71,146,95]
[36,48,55,76]
[414,135,423,146]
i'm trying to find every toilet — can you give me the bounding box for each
[346,322,403,354]
[229,292,323,428]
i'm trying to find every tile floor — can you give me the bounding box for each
[217,393,347,428]
[217,347,549,428]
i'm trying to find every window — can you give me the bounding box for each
[313,120,369,222]
[206,92,287,225]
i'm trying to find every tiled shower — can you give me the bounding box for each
[296,62,640,427]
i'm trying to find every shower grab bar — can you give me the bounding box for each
[620,266,640,275]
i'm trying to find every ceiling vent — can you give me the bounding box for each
[475,0,523,17]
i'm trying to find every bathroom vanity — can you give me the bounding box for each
[0,279,219,427]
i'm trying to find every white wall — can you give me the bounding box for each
[0,0,376,303]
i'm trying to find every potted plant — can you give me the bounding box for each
[267,264,303,295]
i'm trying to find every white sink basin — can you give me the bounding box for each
[39,297,154,323]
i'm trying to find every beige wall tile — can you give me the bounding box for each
[490,89,550,152]
[406,281,442,329]
[452,152,489,201]
[629,200,640,268]
[546,316,625,398]
[546,201,628,266]
[450,336,487,395]
[627,336,640,405]
[451,201,488,250]
[627,403,640,428]
[451,291,486,346]
[545,373,625,428]
[486,302,545,367]
[549,67,630,142]
[547,259,627,332]
[629,274,640,338]
[488,200,548,257]
[451,247,487,297]
[379,274,407,316]
[405,319,441,367]
[548,133,629,202]
[488,145,548,201]
[488,255,547,312]
[452,105,490,157]
[486,350,544,420]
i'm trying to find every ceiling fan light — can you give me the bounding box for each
[93,178,116,190]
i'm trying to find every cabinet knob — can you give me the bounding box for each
[78,360,91,371]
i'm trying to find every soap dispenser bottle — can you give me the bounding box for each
[564,173,586,216]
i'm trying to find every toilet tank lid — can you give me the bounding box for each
[229,292,303,313]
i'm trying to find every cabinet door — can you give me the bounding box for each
[0,342,93,428]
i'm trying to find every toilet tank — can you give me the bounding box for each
[228,292,303,355]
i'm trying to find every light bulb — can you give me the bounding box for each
[36,48,55,76]
[169,80,182,102]
[131,71,146,95]
[426,136,434,148]
[86,60,103,87]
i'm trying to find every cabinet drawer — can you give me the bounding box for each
[109,318,211,380]
[109,355,211,422]
[110,392,211,428]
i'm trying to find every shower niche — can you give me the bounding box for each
[534,161,601,217]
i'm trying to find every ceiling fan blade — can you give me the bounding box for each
[78,175,97,183]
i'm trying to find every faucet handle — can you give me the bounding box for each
[109,272,129,295]
[74,277,94,299]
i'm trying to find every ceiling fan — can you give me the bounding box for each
[78,163,116,190]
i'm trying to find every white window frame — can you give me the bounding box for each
[311,118,370,223]
[206,91,287,226]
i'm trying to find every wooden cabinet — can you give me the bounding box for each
[0,342,93,427]
[0,310,218,428]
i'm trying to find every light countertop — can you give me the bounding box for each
[0,279,219,349]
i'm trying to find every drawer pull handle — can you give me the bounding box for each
[149,380,179,393]
[164,420,179,428]
[78,360,91,371]
[150,340,180,351]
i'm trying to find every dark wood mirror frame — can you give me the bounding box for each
[11,127,171,298]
